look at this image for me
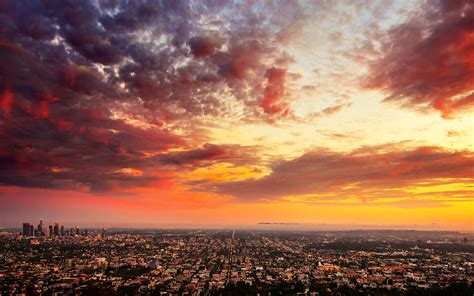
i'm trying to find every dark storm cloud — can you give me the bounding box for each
[365,0,474,118]
[1,0,305,192]
[158,144,258,167]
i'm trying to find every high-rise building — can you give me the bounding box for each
[49,225,53,237]
[53,222,59,236]
[75,226,79,236]
[29,225,34,237]
[22,223,30,237]
[37,219,43,236]
[60,225,65,236]
[102,227,107,238]
[70,228,74,236]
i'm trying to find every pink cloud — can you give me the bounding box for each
[365,0,474,118]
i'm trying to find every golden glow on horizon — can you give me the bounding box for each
[1,185,472,230]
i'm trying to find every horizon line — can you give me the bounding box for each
[1,223,473,233]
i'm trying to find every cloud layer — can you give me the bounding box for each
[216,145,474,202]
[0,0,472,209]
[0,0,306,192]
[365,0,474,118]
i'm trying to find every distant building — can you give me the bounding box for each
[29,225,33,237]
[61,225,65,236]
[22,223,30,237]
[49,225,53,237]
[38,219,43,236]
[54,223,59,236]
[102,227,107,238]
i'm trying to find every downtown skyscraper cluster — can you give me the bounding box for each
[22,220,106,238]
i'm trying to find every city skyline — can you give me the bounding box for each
[20,219,107,237]
[0,0,473,230]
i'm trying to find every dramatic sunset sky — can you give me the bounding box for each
[0,0,473,230]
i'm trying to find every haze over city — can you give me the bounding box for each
[0,0,473,231]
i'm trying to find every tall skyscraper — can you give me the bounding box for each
[75,226,79,236]
[49,225,53,237]
[60,225,65,236]
[37,219,43,236]
[29,225,34,237]
[22,223,30,237]
[53,223,59,236]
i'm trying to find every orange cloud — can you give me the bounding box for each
[216,145,474,202]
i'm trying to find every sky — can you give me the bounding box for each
[0,0,473,230]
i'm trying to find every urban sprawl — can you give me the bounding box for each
[0,222,473,295]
